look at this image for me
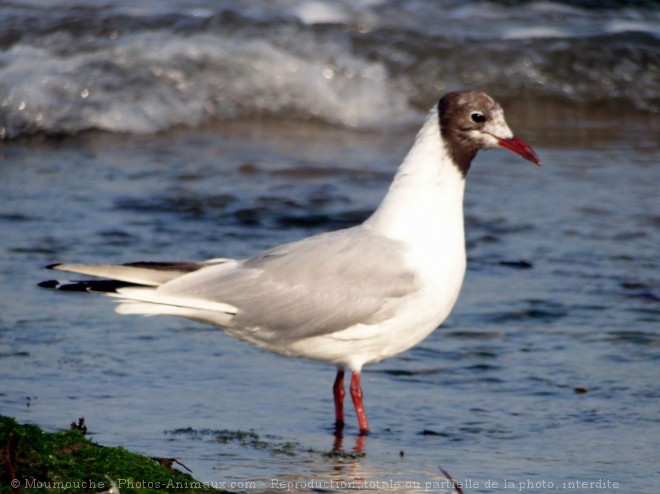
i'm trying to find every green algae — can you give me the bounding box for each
[167,428,316,458]
[167,427,365,461]
[0,416,226,494]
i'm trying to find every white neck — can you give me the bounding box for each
[365,107,467,245]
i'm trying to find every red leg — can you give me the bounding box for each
[333,369,345,427]
[350,371,369,434]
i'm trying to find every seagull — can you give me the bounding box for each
[40,91,540,434]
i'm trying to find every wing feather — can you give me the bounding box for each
[48,260,230,286]
[157,227,419,339]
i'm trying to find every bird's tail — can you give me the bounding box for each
[38,260,238,319]
[40,261,210,288]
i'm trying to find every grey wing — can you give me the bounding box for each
[158,227,420,339]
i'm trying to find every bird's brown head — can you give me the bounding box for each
[438,91,541,176]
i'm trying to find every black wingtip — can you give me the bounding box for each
[38,279,60,289]
[38,278,139,293]
[45,263,61,270]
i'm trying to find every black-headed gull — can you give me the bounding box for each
[40,91,540,434]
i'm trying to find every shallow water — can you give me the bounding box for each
[2,109,659,493]
[2,1,660,493]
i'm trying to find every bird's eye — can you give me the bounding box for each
[471,112,486,123]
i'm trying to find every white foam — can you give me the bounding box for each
[0,28,413,138]
[292,1,349,24]
[606,20,660,36]
[502,26,568,40]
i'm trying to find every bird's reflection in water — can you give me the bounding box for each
[332,423,367,454]
[327,425,368,489]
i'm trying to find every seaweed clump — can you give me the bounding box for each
[0,416,225,494]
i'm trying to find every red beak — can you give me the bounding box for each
[496,136,541,166]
